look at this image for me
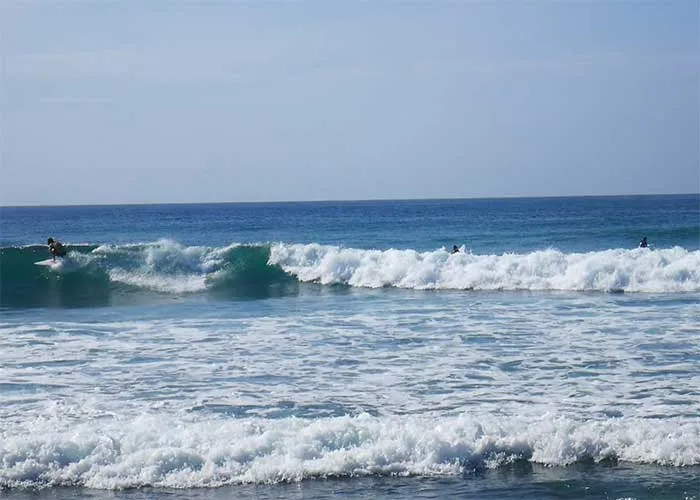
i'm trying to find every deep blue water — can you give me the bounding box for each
[2,194,698,252]
[0,195,698,499]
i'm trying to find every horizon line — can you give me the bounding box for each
[1,191,698,210]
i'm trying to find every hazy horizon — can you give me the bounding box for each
[2,191,697,210]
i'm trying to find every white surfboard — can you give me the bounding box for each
[35,258,58,267]
[34,257,75,271]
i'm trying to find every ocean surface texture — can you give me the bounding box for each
[0,195,699,500]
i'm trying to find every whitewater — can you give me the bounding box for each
[2,241,699,307]
[0,195,698,499]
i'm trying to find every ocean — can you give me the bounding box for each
[0,194,698,499]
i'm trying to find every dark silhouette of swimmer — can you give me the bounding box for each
[47,238,67,260]
[639,236,648,248]
[451,245,460,254]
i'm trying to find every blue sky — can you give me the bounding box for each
[1,1,698,206]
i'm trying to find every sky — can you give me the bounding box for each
[1,1,698,206]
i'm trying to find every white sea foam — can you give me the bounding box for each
[99,239,239,293]
[48,241,700,294]
[107,268,208,293]
[3,250,698,491]
[1,412,698,489]
[269,244,700,293]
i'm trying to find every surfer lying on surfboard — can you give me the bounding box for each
[47,238,67,260]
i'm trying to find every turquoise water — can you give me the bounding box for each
[0,195,699,499]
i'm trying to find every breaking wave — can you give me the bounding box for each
[269,243,700,293]
[0,240,294,308]
[1,411,698,489]
[1,240,698,307]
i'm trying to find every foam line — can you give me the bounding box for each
[1,413,698,489]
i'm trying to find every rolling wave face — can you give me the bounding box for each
[0,240,295,308]
[269,243,700,293]
[2,241,698,308]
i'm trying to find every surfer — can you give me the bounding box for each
[639,236,648,248]
[451,245,460,254]
[47,238,67,260]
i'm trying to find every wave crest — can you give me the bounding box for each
[2,241,698,308]
[269,244,700,293]
[0,240,293,307]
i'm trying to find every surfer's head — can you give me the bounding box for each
[47,238,54,244]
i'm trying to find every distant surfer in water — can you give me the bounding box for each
[639,236,648,248]
[451,245,460,254]
[47,238,67,260]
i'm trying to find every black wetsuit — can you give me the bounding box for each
[49,242,67,257]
